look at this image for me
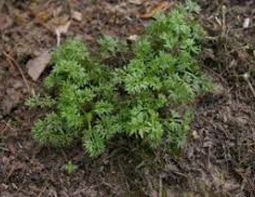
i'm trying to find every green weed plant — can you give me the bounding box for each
[64,161,79,174]
[26,1,211,157]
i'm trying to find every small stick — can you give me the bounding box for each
[3,51,31,94]
[159,175,163,197]
[221,5,227,37]
[243,73,255,99]
[2,120,16,133]
[0,146,9,152]
[246,79,255,99]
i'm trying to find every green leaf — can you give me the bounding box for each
[83,129,106,157]
[64,161,78,174]
[51,39,89,64]
[98,35,118,57]
[94,100,114,115]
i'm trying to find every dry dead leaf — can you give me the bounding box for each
[55,21,71,46]
[29,185,43,192]
[7,142,16,155]
[71,10,82,21]
[53,6,63,18]
[13,8,30,26]
[128,0,143,5]
[35,10,51,24]
[0,14,13,31]
[140,1,175,19]
[47,15,69,29]
[26,50,51,81]
[192,130,199,139]
[128,34,138,41]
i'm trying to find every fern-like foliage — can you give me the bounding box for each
[26,1,212,157]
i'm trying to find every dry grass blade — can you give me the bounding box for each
[243,73,255,99]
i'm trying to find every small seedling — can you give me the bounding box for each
[64,161,78,174]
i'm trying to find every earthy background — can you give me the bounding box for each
[0,0,254,196]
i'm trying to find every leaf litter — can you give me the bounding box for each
[26,50,51,81]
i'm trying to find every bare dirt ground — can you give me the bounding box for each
[0,0,254,196]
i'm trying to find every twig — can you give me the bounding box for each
[245,78,255,99]
[0,146,9,152]
[230,24,255,31]
[159,175,163,197]
[242,73,255,99]
[2,120,16,133]
[3,51,31,94]
[221,5,227,37]
[4,163,16,181]
[37,186,47,197]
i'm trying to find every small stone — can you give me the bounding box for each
[243,18,250,28]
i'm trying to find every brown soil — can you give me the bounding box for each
[0,0,254,196]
